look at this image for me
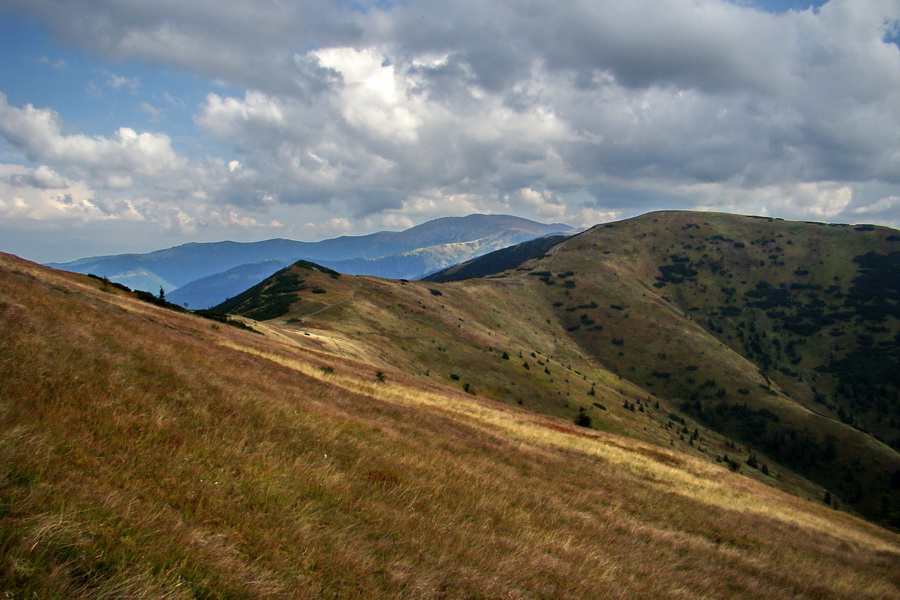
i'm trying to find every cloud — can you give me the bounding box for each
[6,164,69,190]
[510,187,568,220]
[186,1,898,213]
[4,0,347,99]
[418,0,789,94]
[687,180,853,220]
[852,196,900,215]
[569,207,620,227]
[0,95,291,241]
[0,164,101,220]
[163,91,186,109]
[192,53,578,216]
[0,93,185,181]
[104,71,140,93]
[314,47,422,143]
[380,213,416,230]
[139,102,164,121]
[298,216,355,240]
[38,56,68,70]
[2,0,900,260]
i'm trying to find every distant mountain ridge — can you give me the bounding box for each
[47,214,575,308]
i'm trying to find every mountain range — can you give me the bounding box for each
[2,210,899,598]
[47,214,575,309]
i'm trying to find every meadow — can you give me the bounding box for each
[1,251,899,599]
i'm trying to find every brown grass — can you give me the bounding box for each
[1,252,899,599]
[256,214,900,527]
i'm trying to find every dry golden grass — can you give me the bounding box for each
[244,258,807,509]
[1,252,899,599]
[259,214,900,527]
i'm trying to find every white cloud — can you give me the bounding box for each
[569,208,620,227]
[2,0,900,260]
[688,181,854,220]
[314,46,422,143]
[299,216,355,240]
[0,95,292,247]
[0,94,185,181]
[324,217,353,233]
[380,213,416,230]
[163,91,186,109]
[393,190,484,220]
[13,164,68,189]
[206,209,281,229]
[197,91,286,141]
[104,72,140,93]
[511,187,568,220]
[0,164,129,221]
[139,102,164,121]
[852,195,900,215]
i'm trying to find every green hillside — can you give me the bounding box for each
[219,211,900,527]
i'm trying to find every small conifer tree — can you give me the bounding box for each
[574,407,592,428]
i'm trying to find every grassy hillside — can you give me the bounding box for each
[217,211,900,528]
[3,251,899,598]
[533,211,900,524]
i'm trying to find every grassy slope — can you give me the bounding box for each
[3,251,900,598]
[535,211,900,524]
[222,212,900,527]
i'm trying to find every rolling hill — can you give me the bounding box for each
[2,247,900,598]
[216,211,900,528]
[46,214,575,308]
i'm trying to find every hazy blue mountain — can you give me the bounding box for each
[47,239,313,293]
[321,230,560,280]
[50,215,575,308]
[422,235,570,283]
[166,260,292,309]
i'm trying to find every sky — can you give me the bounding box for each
[1,0,899,263]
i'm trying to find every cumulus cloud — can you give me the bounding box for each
[0,164,102,221]
[189,0,898,217]
[192,53,578,216]
[689,181,854,220]
[0,94,293,247]
[314,47,423,143]
[6,164,68,190]
[0,93,185,182]
[2,0,900,260]
[510,188,568,220]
